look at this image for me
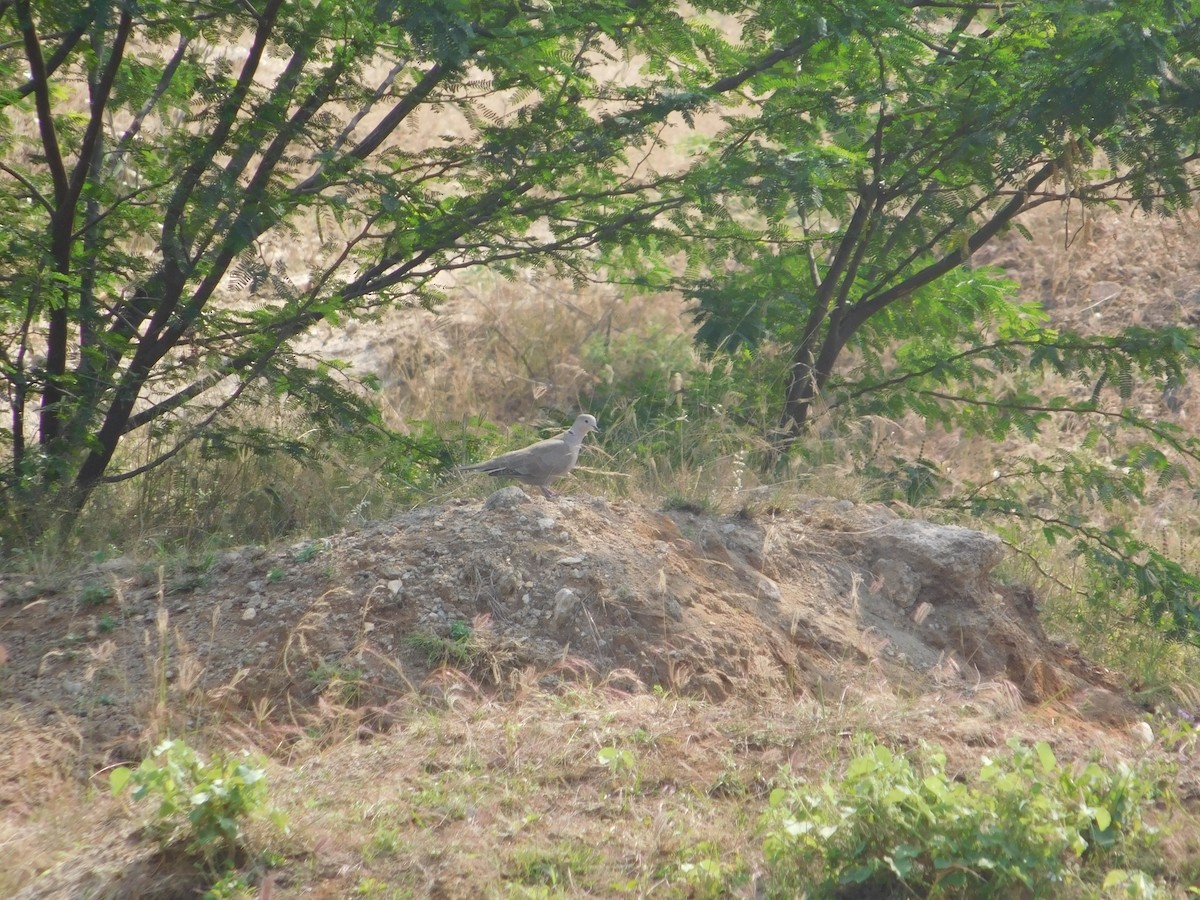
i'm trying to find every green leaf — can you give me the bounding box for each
[1035,741,1057,774]
[1103,870,1128,889]
[109,767,132,796]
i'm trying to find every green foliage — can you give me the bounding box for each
[676,842,749,898]
[596,744,641,793]
[761,737,1163,898]
[0,0,728,539]
[404,621,475,669]
[78,580,114,607]
[110,739,284,869]
[307,661,365,705]
[634,0,1200,645]
[824,322,1200,644]
[507,842,600,890]
[579,322,783,502]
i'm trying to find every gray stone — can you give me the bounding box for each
[484,486,532,510]
[553,588,579,626]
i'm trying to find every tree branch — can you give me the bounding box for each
[15,0,68,204]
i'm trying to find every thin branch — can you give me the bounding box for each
[13,14,89,94]
[112,33,192,160]
[0,161,52,212]
[912,389,1200,464]
[842,159,1061,333]
[15,0,68,204]
[68,8,132,205]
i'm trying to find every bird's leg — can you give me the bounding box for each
[541,486,558,499]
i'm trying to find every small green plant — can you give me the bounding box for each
[508,842,600,889]
[307,661,365,705]
[79,581,114,607]
[364,825,405,861]
[110,739,284,869]
[676,842,747,897]
[353,876,402,898]
[761,737,1163,897]
[203,871,256,899]
[267,566,283,584]
[405,625,475,668]
[293,543,320,563]
[597,744,639,790]
[97,612,118,633]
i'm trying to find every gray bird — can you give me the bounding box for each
[458,414,600,498]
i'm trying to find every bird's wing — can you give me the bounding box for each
[460,436,577,483]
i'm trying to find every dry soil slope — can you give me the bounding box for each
[1,490,1125,767]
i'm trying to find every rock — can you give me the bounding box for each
[241,607,257,622]
[1129,721,1154,747]
[873,520,1005,586]
[755,576,780,602]
[552,588,579,627]
[97,555,135,575]
[484,486,531,510]
[867,558,920,607]
[1075,687,1142,726]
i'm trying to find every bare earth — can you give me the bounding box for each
[0,492,1119,751]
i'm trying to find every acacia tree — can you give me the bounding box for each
[661,0,1200,639]
[678,0,1200,431]
[0,0,766,536]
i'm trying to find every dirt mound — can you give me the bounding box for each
[0,494,1104,762]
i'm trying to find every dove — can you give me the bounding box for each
[458,414,600,498]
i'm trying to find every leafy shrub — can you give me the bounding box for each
[761,737,1162,898]
[79,581,115,607]
[110,739,283,868]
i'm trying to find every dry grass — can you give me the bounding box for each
[12,661,1178,899]
[363,274,695,426]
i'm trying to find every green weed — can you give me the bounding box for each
[761,737,1164,897]
[676,841,748,897]
[79,581,114,607]
[404,623,476,669]
[110,739,285,870]
[597,744,639,792]
[507,842,600,889]
[307,662,365,705]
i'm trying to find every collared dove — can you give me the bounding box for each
[458,414,600,498]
